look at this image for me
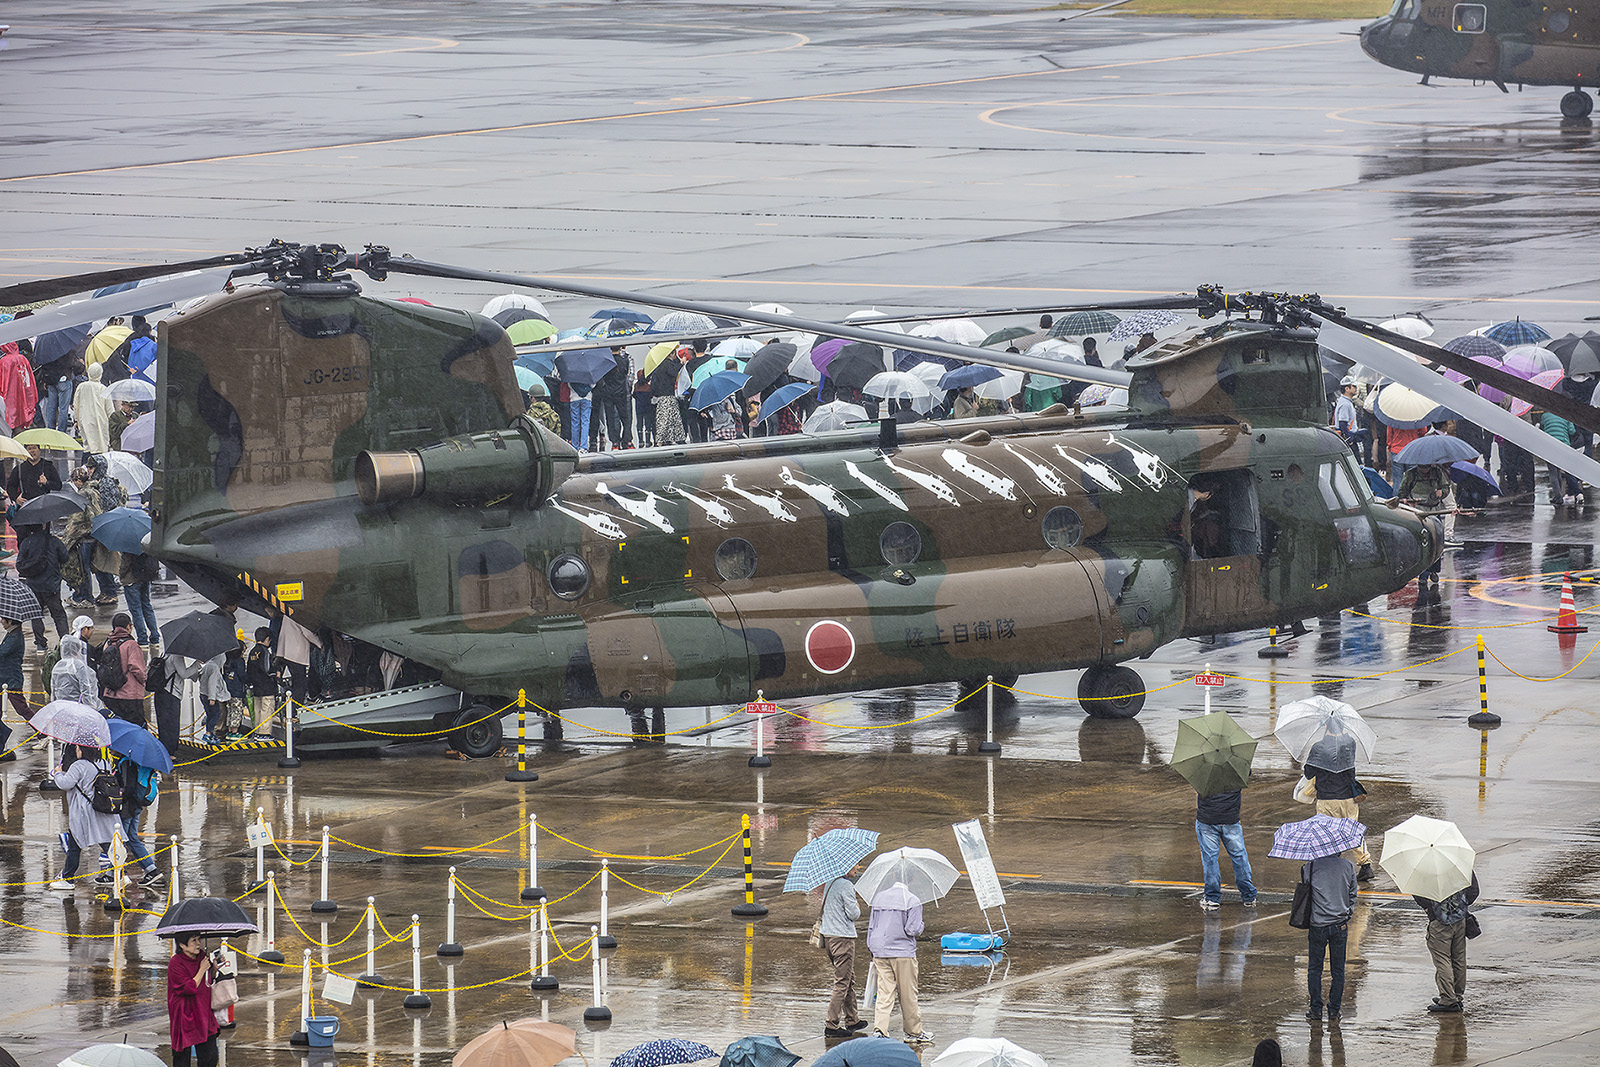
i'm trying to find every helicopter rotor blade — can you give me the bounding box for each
[1318,321,1600,488]
[0,268,239,348]
[0,251,263,309]
[380,254,1139,388]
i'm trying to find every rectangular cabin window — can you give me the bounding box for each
[1188,468,1261,559]
[1452,3,1486,32]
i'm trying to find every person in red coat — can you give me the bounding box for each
[0,341,37,436]
[167,934,221,1067]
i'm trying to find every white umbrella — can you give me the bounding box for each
[712,337,761,360]
[974,370,1024,402]
[846,308,903,330]
[481,293,551,320]
[60,1044,167,1067]
[1274,696,1376,772]
[120,411,157,454]
[104,451,153,494]
[862,371,934,403]
[1379,316,1435,340]
[747,302,793,317]
[912,318,986,346]
[855,846,960,904]
[1076,383,1127,408]
[905,361,949,389]
[105,378,156,404]
[803,401,869,433]
[870,882,923,910]
[787,343,822,383]
[1380,815,1475,900]
[1024,338,1084,363]
[933,1038,1047,1067]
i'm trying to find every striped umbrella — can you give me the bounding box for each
[1268,814,1367,860]
[783,828,879,892]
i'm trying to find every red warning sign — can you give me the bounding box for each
[1194,672,1226,688]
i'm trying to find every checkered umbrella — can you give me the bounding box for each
[1442,335,1507,362]
[1482,319,1550,347]
[1108,309,1182,342]
[783,828,879,892]
[611,1041,718,1067]
[1268,814,1367,860]
[720,1037,799,1067]
[1049,310,1122,338]
[0,577,43,622]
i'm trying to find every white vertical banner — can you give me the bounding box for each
[952,819,1005,910]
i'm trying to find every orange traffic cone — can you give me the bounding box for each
[1548,572,1588,634]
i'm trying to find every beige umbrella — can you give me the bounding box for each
[1379,815,1475,899]
[453,1020,577,1067]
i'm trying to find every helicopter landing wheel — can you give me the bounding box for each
[449,704,505,758]
[1078,665,1146,720]
[1561,90,1593,118]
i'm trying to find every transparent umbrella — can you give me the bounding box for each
[933,1038,1047,1067]
[1274,696,1376,771]
[854,846,960,904]
[803,401,868,433]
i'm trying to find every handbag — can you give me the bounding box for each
[1289,863,1314,930]
[1292,777,1317,805]
[1464,913,1481,939]
[808,920,823,949]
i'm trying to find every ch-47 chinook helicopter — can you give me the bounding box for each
[1360,0,1600,117]
[5,243,1599,754]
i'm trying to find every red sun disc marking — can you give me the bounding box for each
[805,621,855,675]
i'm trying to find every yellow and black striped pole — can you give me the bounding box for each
[1467,635,1500,726]
[507,689,538,782]
[731,813,768,917]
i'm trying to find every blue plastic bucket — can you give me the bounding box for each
[306,1016,340,1047]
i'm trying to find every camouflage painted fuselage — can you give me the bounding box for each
[1361,0,1600,87]
[151,287,1434,711]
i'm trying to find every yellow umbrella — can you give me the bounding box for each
[0,438,29,460]
[85,325,131,368]
[14,428,84,452]
[453,1019,576,1067]
[640,341,678,378]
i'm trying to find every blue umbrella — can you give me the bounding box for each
[721,1037,799,1067]
[691,370,749,412]
[90,507,151,554]
[516,350,557,378]
[784,827,879,892]
[1449,461,1501,495]
[611,1039,718,1067]
[554,348,618,389]
[756,382,812,424]
[811,1038,920,1067]
[585,318,649,341]
[1482,320,1550,347]
[1395,434,1479,466]
[1268,814,1367,860]
[894,347,961,372]
[31,323,90,367]
[938,365,1003,391]
[1361,467,1395,499]
[591,307,655,326]
[108,718,173,774]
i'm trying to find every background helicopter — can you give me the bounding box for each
[5,242,1599,754]
[1360,0,1600,117]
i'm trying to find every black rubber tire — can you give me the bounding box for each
[450,705,504,758]
[1561,90,1593,119]
[1079,665,1146,720]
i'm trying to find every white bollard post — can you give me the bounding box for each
[403,914,431,1009]
[598,859,617,948]
[358,897,386,987]
[1204,662,1213,715]
[531,903,558,991]
[289,949,313,1045]
[438,867,463,956]
[168,834,180,907]
[520,813,545,901]
[253,806,267,891]
[979,673,1001,753]
[748,689,771,768]
[259,872,285,962]
[278,702,300,768]
[311,825,336,913]
[104,832,126,913]
[582,925,611,1021]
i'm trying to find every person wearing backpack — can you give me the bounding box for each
[12,519,69,652]
[47,743,119,891]
[52,635,102,708]
[114,753,164,888]
[99,612,149,728]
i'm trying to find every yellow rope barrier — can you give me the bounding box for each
[537,827,740,862]
[1484,634,1600,682]
[327,823,525,858]
[527,700,743,739]
[453,877,531,922]
[289,697,515,738]
[0,838,176,888]
[272,878,363,949]
[268,837,323,868]
[607,835,740,898]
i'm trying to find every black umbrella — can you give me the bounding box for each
[155,896,258,940]
[0,578,43,623]
[825,343,885,395]
[491,307,552,328]
[742,342,798,395]
[160,610,239,661]
[1548,331,1600,376]
[30,323,90,367]
[553,347,618,389]
[13,490,87,525]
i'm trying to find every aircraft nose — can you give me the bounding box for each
[1359,16,1391,59]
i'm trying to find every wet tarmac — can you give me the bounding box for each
[5,2,1600,1065]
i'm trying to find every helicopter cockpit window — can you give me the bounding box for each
[1319,461,1361,511]
[1187,470,1261,560]
[1343,455,1376,502]
[879,521,922,567]
[1335,517,1380,564]
[1452,4,1486,32]
[547,554,591,600]
[715,537,758,582]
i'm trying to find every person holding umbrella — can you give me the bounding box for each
[109,719,168,889]
[1414,872,1480,1013]
[46,741,119,891]
[820,863,867,1038]
[1171,711,1259,910]
[167,933,221,1067]
[866,882,932,1043]
[0,617,28,758]
[1271,814,1362,1022]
